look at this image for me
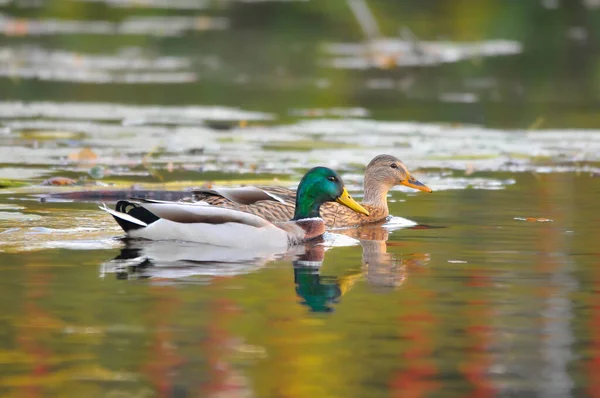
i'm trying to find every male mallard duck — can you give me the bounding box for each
[191,154,431,227]
[101,167,368,248]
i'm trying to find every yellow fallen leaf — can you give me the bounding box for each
[465,163,475,176]
[68,147,98,163]
[6,20,29,37]
[514,217,553,223]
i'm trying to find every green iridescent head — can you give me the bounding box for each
[292,167,369,220]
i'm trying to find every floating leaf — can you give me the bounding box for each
[0,211,42,221]
[40,177,77,186]
[20,130,85,140]
[68,147,98,163]
[528,116,545,130]
[465,163,475,176]
[0,179,27,189]
[514,217,553,223]
[262,140,361,152]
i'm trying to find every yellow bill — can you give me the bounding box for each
[401,176,432,193]
[336,187,369,215]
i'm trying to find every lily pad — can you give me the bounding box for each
[0,211,42,221]
[0,179,28,189]
[20,130,86,140]
[262,140,362,152]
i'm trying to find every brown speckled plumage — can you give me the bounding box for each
[192,185,296,221]
[191,155,432,228]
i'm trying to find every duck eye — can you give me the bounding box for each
[390,163,398,169]
[327,176,337,182]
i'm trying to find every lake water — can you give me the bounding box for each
[1,1,600,397]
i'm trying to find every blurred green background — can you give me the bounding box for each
[1,0,600,128]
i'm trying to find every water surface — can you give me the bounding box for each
[1,1,600,397]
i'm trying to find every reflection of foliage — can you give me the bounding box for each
[0,172,598,396]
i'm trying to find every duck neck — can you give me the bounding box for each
[293,191,322,220]
[361,176,390,215]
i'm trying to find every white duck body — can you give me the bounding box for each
[130,219,290,249]
[100,200,322,249]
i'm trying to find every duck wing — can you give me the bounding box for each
[191,186,379,227]
[190,186,297,222]
[191,186,291,205]
[102,200,272,232]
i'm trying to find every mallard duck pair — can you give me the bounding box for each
[102,166,368,249]
[102,155,431,248]
[190,154,431,227]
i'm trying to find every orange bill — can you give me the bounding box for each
[401,177,432,193]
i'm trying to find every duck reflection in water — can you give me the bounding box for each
[292,244,341,313]
[100,238,299,282]
[101,222,430,312]
[293,223,430,312]
[346,223,431,291]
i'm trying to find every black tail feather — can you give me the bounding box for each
[113,200,160,232]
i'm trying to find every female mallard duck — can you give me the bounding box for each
[191,154,431,228]
[101,167,368,248]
